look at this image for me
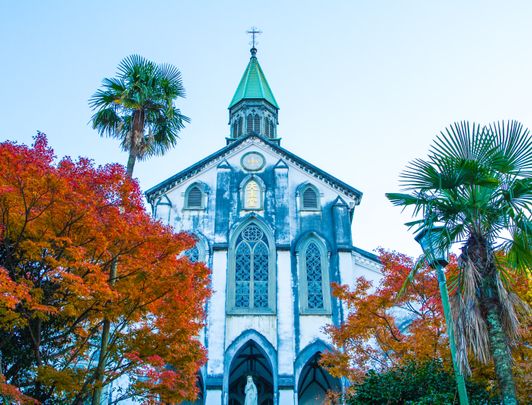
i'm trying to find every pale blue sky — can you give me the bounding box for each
[1,1,531,256]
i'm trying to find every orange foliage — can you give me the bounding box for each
[322,249,454,382]
[323,249,530,401]
[0,134,210,403]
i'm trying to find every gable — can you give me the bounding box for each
[145,135,363,205]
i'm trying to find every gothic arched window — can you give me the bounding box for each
[185,245,199,263]
[265,118,271,137]
[299,184,320,211]
[228,222,275,313]
[299,237,331,314]
[246,114,253,134]
[243,179,262,210]
[253,114,261,134]
[184,184,206,209]
[238,117,243,136]
[270,121,275,137]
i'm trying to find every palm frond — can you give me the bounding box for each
[90,108,123,139]
[489,120,532,176]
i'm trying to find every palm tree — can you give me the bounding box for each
[89,55,189,404]
[90,54,190,177]
[386,120,531,404]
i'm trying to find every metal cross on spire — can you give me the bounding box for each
[247,26,262,49]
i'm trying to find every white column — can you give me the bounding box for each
[278,389,295,405]
[207,250,227,376]
[276,250,295,376]
[205,389,222,405]
[338,251,355,321]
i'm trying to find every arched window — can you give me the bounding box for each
[185,245,199,263]
[183,235,208,264]
[243,179,262,210]
[270,121,275,138]
[299,237,330,314]
[228,222,275,313]
[232,122,237,137]
[265,118,271,137]
[305,242,324,309]
[246,114,253,134]
[238,117,243,136]
[184,184,206,209]
[300,184,320,210]
[253,114,261,134]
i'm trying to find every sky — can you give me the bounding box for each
[1,1,531,257]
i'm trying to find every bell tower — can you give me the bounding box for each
[228,28,280,145]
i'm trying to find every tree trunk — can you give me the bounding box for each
[91,258,117,405]
[126,151,136,177]
[467,236,517,404]
[125,109,145,178]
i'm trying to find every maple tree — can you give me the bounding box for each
[322,249,530,402]
[0,134,210,403]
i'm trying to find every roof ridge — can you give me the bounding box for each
[145,135,362,203]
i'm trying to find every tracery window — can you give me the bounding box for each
[299,237,330,314]
[185,246,199,263]
[305,243,324,309]
[229,223,274,313]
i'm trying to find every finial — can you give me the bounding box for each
[247,26,262,57]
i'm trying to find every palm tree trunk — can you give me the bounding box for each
[468,236,517,404]
[481,273,517,404]
[126,151,136,177]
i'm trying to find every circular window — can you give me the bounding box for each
[241,152,265,171]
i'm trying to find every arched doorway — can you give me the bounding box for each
[228,340,274,405]
[298,352,340,404]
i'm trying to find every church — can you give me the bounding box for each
[145,41,381,405]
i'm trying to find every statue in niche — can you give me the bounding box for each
[244,375,258,405]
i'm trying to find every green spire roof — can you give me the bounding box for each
[229,49,279,109]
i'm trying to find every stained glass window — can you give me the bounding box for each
[234,224,269,309]
[305,242,324,309]
[185,246,200,263]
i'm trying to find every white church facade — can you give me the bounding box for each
[145,45,381,405]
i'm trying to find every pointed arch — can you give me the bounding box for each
[227,217,276,314]
[253,114,261,134]
[296,233,331,314]
[246,114,253,134]
[296,183,321,211]
[295,340,340,404]
[184,232,210,264]
[237,116,243,136]
[184,182,209,210]
[154,194,172,224]
[240,175,265,210]
[224,329,278,405]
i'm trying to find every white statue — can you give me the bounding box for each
[244,375,258,405]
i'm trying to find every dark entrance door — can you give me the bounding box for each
[228,340,274,405]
